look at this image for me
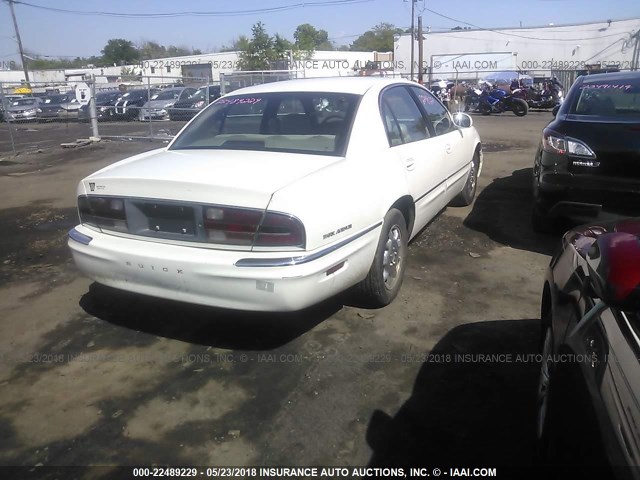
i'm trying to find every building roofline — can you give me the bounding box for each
[396,17,639,36]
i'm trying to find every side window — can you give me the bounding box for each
[381,101,403,147]
[380,87,430,147]
[411,87,454,136]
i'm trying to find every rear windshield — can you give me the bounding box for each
[121,90,151,101]
[96,91,121,102]
[169,92,360,156]
[151,89,182,101]
[43,94,69,104]
[571,78,640,118]
[12,98,38,106]
[190,86,220,101]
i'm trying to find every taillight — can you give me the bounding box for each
[78,195,127,232]
[255,212,305,247]
[542,129,567,154]
[202,206,305,248]
[542,128,596,157]
[203,206,262,246]
[193,100,205,108]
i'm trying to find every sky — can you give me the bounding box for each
[1,0,639,65]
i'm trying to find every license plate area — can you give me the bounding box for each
[127,201,197,239]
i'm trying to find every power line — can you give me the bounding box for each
[12,0,374,18]
[424,8,630,42]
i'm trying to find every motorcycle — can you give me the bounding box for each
[465,84,528,116]
[512,81,563,110]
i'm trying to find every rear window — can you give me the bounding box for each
[97,91,121,102]
[571,78,640,118]
[43,94,68,104]
[12,98,37,106]
[151,89,181,101]
[169,92,360,156]
[121,90,151,101]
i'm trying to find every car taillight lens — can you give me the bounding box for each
[202,206,305,248]
[203,206,262,246]
[542,128,596,157]
[256,212,305,247]
[193,100,205,108]
[78,195,128,232]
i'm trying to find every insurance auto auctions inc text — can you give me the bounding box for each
[249,467,497,477]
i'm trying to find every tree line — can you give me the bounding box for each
[13,22,404,71]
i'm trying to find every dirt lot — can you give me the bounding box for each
[0,112,560,470]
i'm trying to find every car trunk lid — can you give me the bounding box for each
[563,118,640,178]
[83,148,341,210]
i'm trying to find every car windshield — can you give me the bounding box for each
[43,94,68,104]
[572,78,640,118]
[169,92,359,157]
[12,98,37,106]
[151,90,181,101]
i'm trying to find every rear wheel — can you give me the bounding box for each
[359,209,408,308]
[511,98,529,116]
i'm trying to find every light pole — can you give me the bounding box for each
[410,0,417,81]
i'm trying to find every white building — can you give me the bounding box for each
[394,18,640,81]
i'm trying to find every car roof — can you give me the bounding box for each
[579,71,640,83]
[227,76,418,96]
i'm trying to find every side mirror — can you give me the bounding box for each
[452,112,473,128]
[551,105,560,117]
[585,232,640,309]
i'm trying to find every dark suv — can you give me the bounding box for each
[532,71,640,232]
[168,85,221,121]
[112,88,158,121]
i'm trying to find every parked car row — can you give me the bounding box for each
[77,85,220,123]
[2,84,222,123]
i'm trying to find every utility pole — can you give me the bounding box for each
[631,30,640,71]
[417,15,424,84]
[410,0,417,81]
[7,0,30,87]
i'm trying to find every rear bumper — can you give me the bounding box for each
[68,223,380,311]
[536,170,640,218]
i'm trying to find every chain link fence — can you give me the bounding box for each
[219,70,305,94]
[1,67,634,156]
[0,71,311,156]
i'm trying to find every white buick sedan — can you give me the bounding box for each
[68,77,482,311]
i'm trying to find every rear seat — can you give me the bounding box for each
[277,114,313,134]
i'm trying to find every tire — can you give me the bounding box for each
[537,325,554,441]
[359,208,408,308]
[450,151,480,207]
[537,323,557,463]
[511,98,529,117]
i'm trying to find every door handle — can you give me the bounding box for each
[445,144,452,154]
[405,158,415,171]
